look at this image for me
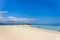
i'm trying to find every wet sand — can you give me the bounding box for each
[0,25,60,40]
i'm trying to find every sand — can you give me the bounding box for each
[0,25,60,40]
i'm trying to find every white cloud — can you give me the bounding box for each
[0,11,8,18]
[0,11,8,14]
[0,16,35,23]
[0,11,35,23]
[0,11,8,22]
[6,16,35,23]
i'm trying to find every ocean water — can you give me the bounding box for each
[32,24,60,30]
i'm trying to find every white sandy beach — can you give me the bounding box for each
[0,25,60,40]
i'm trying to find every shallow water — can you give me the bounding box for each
[32,25,60,30]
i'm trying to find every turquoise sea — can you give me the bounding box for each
[32,24,60,30]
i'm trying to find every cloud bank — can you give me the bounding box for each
[0,11,35,23]
[6,16,35,23]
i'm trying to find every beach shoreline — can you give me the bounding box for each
[0,25,60,40]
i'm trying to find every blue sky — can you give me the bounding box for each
[0,0,60,24]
